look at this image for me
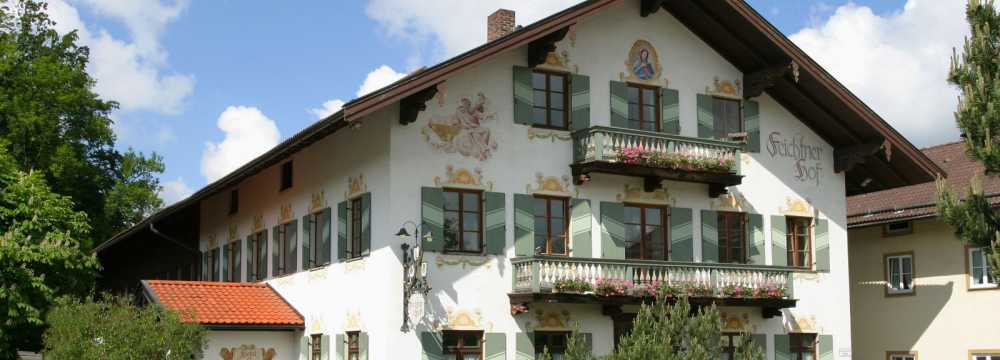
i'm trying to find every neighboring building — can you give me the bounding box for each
[847,141,1000,360]
[96,1,941,359]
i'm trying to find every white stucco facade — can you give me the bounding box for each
[195,2,854,359]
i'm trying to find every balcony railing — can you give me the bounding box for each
[511,256,794,299]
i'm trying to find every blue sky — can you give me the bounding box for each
[47,0,966,204]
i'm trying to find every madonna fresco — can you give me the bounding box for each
[422,92,499,161]
[624,39,663,83]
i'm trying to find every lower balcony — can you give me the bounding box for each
[571,126,743,197]
[509,256,796,318]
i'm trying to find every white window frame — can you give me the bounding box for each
[969,247,998,289]
[886,254,914,295]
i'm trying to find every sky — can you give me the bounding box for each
[40,0,970,205]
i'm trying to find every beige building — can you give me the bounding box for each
[848,142,1000,360]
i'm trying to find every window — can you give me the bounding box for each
[973,353,1000,360]
[718,212,746,263]
[209,247,220,281]
[443,189,483,253]
[624,204,668,260]
[969,247,998,289]
[280,161,293,191]
[349,198,364,258]
[311,334,322,360]
[247,230,267,281]
[787,217,812,268]
[721,333,740,360]
[306,209,331,268]
[347,331,360,360]
[531,71,568,129]
[712,97,742,140]
[443,331,482,360]
[884,221,913,236]
[626,83,660,131]
[886,253,914,295]
[224,241,240,282]
[789,333,816,360]
[534,196,569,255]
[275,222,297,276]
[229,189,239,215]
[534,332,569,359]
[887,352,916,360]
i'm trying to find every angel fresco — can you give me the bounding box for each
[423,92,499,161]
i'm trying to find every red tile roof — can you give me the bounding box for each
[847,141,1000,227]
[142,280,303,328]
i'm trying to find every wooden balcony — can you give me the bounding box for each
[571,126,743,197]
[509,256,796,318]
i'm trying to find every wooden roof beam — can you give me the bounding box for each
[640,0,668,17]
[399,84,439,126]
[527,27,570,68]
[744,62,799,99]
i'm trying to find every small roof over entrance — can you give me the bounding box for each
[141,280,304,330]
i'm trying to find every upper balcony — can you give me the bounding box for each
[571,126,744,197]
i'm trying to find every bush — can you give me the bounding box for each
[43,295,206,360]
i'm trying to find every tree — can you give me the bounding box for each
[43,295,206,360]
[938,0,1000,278]
[0,0,165,249]
[0,147,100,358]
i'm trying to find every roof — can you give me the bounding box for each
[100,0,941,253]
[847,142,1000,228]
[141,280,304,330]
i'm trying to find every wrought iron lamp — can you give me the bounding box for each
[397,221,431,332]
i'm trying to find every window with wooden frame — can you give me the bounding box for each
[531,70,569,129]
[443,331,483,360]
[209,247,220,281]
[786,217,813,268]
[347,331,360,360]
[534,331,569,358]
[717,212,746,263]
[280,161,293,191]
[224,241,240,282]
[968,247,998,289]
[626,83,660,132]
[712,97,742,140]
[624,204,669,260]
[229,189,239,215]
[789,333,817,360]
[443,189,483,253]
[247,230,267,281]
[275,221,297,276]
[310,334,322,360]
[534,196,569,256]
[887,352,916,360]
[885,252,915,295]
[721,333,740,360]
[349,198,363,258]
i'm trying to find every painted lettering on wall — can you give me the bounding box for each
[766,131,824,186]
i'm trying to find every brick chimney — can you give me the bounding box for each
[487,9,515,42]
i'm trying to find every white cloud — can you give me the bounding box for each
[45,0,194,114]
[159,177,193,205]
[365,0,583,59]
[309,65,405,119]
[201,106,281,183]
[790,0,968,147]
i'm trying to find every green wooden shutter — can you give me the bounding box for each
[234,239,242,282]
[818,334,833,360]
[303,213,313,269]
[300,335,309,360]
[570,74,591,131]
[359,332,369,360]
[661,88,680,134]
[774,334,790,360]
[320,208,332,265]
[321,334,330,360]
[610,81,629,128]
[748,214,765,265]
[335,334,345,360]
[601,202,626,259]
[750,334,767,355]
[201,251,209,280]
[744,100,760,152]
[514,194,535,256]
[669,207,693,261]
[571,199,592,258]
[272,225,281,275]
[701,210,719,262]
[484,192,506,255]
[287,220,298,273]
[815,218,830,272]
[222,243,230,281]
[513,66,534,125]
[485,332,506,360]
[338,201,348,260]
[421,332,444,360]
[361,193,371,256]
[515,332,534,360]
[214,248,222,281]
[421,187,445,252]
[697,94,715,138]
[771,215,788,266]
[245,236,255,281]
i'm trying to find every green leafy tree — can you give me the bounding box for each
[938,0,1000,278]
[43,295,206,360]
[0,0,164,248]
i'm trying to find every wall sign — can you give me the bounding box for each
[220,345,276,360]
[766,131,824,186]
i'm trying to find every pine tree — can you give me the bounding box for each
[938,0,1000,278]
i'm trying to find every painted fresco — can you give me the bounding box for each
[422,93,498,161]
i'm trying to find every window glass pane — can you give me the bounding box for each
[624,206,641,224]
[627,87,639,103]
[533,107,548,125]
[551,93,564,110]
[462,333,480,347]
[535,198,547,216]
[626,224,642,259]
[643,88,656,101]
[533,90,547,108]
[463,232,481,251]
[535,236,547,255]
[463,212,479,231]
[648,226,665,260]
[551,218,565,237]
[535,221,549,238]
[628,104,640,121]
[973,266,985,284]
[724,100,741,132]
[551,110,564,125]
[550,75,564,92]
[462,193,479,211]
[901,256,912,273]
[645,208,661,225]
[550,200,565,218]
[973,249,984,268]
[643,106,656,124]
[889,257,900,271]
[642,119,656,132]
[902,273,912,289]
[444,192,460,211]
[551,236,566,254]
[532,73,546,90]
